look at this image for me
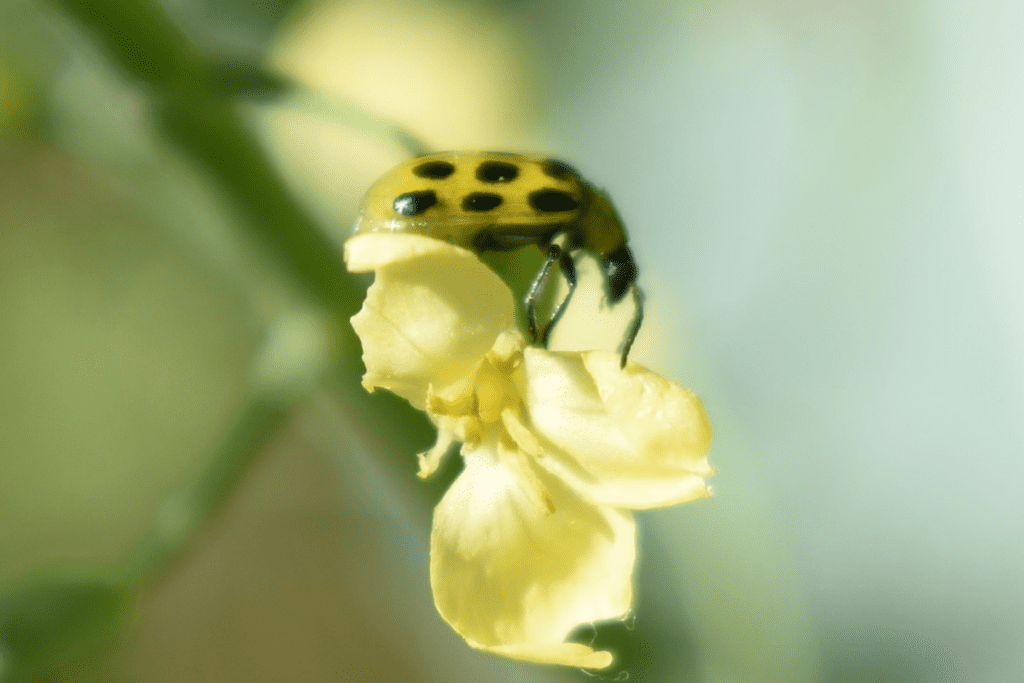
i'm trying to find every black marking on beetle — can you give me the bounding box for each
[413,161,456,179]
[394,190,437,216]
[529,189,579,213]
[542,159,578,180]
[476,161,519,183]
[462,192,503,212]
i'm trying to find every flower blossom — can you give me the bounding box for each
[344,232,714,669]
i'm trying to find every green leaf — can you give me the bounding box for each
[0,573,132,682]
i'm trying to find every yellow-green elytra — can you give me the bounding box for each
[354,151,644,365]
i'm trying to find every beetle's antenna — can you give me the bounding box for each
[619,286,645,367]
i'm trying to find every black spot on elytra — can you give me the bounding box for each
[413,160,456,179]
[462,193,503,212]
[542,159,578,180]
[394,190,437,216]
[476,161,519,183]
[529,189,579,212]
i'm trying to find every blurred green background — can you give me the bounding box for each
[1,0,1021,681]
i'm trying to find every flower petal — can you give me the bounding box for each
[477,642,613,670]
[521,348,714,509]
[345,234,515,407]
[430,443,635,669]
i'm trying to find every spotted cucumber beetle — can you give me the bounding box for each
[353,151,644,366]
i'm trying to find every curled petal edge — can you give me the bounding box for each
[522,348,715,509]
[430,448,635,670]
[468,640,614,670]
[345,232,469,272]
[345,233,515,409]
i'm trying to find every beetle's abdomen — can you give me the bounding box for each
[354,152,590,248]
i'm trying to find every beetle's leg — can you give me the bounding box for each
[619,285,645,367]
[539,249,578,346]
[525,244,562,342]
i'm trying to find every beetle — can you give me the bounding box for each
[352,151,644,366]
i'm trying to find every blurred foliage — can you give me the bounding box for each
[0,571,132,681]
[0,0,440,678]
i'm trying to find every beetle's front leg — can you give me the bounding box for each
[619,285,645,367]
[539,249,577,346]
[525,243,562,343]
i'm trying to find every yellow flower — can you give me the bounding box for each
[345,233,714,669]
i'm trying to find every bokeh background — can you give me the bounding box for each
[1,0,1021,681]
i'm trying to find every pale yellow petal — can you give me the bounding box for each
[430,444,634,667]
[471,641,613,670]
[345,233,515,407]
[501,408,541,457]
[521,348,714,509]
[344,232,460,273]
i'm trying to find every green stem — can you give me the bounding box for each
[0,4,439,678]
[123,390,301,578]
[53,0,365,370]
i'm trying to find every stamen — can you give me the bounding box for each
[499,441,555,515]
[501,408,542,457]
